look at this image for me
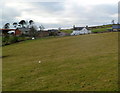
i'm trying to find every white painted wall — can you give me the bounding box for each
[71,28,91,35]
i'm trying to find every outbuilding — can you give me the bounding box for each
[112,24,120,31]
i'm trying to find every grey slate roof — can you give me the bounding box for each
[74,27,84,30]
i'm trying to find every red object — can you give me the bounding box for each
[15,29,22,36]
[0,28,22,36]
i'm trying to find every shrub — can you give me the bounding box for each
[18,37,26,41]
[8,36,19,44]
[2,36,10,45]
[2,35,33,46]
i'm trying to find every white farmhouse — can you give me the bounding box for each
[71,26,91,35]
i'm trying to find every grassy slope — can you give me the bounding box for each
[0,36,1,91]
[2,32,118,91]
[61,29,73,33]
[91,27,112,33]
[61,27,112,34]
[0,36,2,46]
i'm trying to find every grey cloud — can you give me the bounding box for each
[22,2,64,14]
[2,6,21,26]
[0,1,118,28]
[33,2,64,12]
[62,4,118,25]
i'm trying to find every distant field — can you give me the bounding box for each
[91,27,112,33]
[61,27,112,34]
[61,29,73,33]
[2,32,118,91]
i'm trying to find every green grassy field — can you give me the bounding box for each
[61,26,112,34]
[2,32,118,91]
[0,36,2,46]
[0,36,2,91]
[0,36,2,57]
[91,27,112,33]
[61,29,73,33]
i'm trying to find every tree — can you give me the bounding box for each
[4,23,10,29]
[13,22,18,28]
[19,20,26,28]
[86,25,89,29]
[111,20,115,24]
[28,20,34,28]
[29,20,34,25]
[58,27,61,31]
[29,26,38,37]
[73,25,75,30]
[39,25,45,31]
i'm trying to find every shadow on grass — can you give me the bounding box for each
[0,55,10,59]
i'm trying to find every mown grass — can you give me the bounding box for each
[0,36,2,91]
[0,36,2,46]
[2,32,118,91]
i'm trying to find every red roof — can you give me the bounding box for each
[0,29,16,31]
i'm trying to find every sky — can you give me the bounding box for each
[0,0,119,29]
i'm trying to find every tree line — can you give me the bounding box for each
[3,20,45,31]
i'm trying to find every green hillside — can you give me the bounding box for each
[61,29,73,33]
[91,27,112,33]
[2,32,118,91]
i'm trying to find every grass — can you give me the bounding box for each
[2,32,118,91]
[60,25,112,34]
[92,27,112,33]
[61,27,112,34]
[0,36,2,91]
[61,29,73,33]
[2,36,32,46]
[0,36,2,46]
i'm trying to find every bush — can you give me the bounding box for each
[8,36,19,44]
[18,37,26,41]
[2,36,10,45]
[2,36,32,46]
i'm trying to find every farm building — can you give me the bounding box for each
[18,28,30,35]
[48,29,59,36]
[112,24,120,31]
[37,31,49,37]
[0,29,22,36]
[71,27,91,35]
[15,28,22,36]
[57,32,70,36]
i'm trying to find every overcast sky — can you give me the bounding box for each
[0,0,119,29]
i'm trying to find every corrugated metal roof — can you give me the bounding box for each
[112,25,120,29]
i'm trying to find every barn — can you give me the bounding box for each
[0,29,22,36]
[112,24,120,31]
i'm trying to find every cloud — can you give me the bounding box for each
[0,0,119,28]
[2,7,21,23]
[30,2,65,12]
